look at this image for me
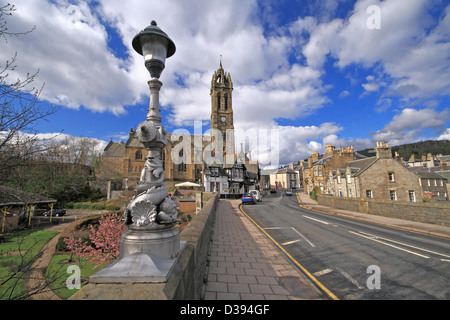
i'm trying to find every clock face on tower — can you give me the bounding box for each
[220,116,226,123]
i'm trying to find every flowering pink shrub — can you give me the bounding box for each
[65,214,127,268]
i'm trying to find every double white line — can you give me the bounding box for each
[349,230,450,260]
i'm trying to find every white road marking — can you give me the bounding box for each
[313,268,333,277]
[264,226,316,248]
[337,268,364,289]
[282,239,302,246]
[349,231,430,259]
[357,231,450,259]
[291,227,316,248]
[303,215,329,225]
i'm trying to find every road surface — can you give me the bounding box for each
[240,191,450,300]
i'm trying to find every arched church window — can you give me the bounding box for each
[178,149,186,172]
[135,150,142,160]
[217,93,221,110]
[224,94,228,110]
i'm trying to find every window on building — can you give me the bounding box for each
[366,190,373,199]
[441,180,444,186]
[337,175,341,184]
[349,189,352,197]
[390,190,397,201]
[434,179,437,186]
[427,179,430,186]
[135,150,143,160]
[347,175,351,184]
[388,172,395,182]
[178,149,186,172]
[318,166,322,176]
[210,167,219,177]
[408,191,416,202]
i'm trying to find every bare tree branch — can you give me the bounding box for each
[0,3,60,181]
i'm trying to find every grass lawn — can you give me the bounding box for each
[46,254,107,299]
[0,229,58,300]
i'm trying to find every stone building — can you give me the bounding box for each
[98,130,204,190]
[210,60,235,156]
[408,167,448,201]
[327,142,423,202]
[270,167,297,189]
[98,62,257,192]
[303,144,366,195]
[407,153,442,168]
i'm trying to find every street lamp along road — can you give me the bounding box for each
[89,21,185,284]
[132,20,176,79]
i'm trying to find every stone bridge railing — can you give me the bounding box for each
[70,192,219,300]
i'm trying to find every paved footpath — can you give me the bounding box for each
[203,199,325,300]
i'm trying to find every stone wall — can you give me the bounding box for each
[317,194,450,227]
[166,192,218,299]
[69,193,219,300]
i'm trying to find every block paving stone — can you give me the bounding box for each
[203,199,325,300]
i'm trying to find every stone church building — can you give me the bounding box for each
[97,62,257,193]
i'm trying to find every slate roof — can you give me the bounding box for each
[102,140,126,157]
[275,167,296,174]
[435,171,450,181]
[0,186,56,206]
[312,151,367,167]
[410,170,448,180]
[332,157,377,177]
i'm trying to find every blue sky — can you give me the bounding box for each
[2,0,449,166]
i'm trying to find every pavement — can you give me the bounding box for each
[203,199,326,300]
[25,222,66,300]
[203,192,450,301]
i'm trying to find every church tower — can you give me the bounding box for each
[210,60,235,156]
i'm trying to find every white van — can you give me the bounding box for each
[249,190,262,202]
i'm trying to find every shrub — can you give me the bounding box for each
[64,214,126,268]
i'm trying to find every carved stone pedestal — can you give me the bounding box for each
[89,77,184,284]
[119,225,181,259]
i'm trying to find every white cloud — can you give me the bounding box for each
[1,1,140,115]
[437,129,450,141]
[240,122,345,167]
[3,0,449,166]
[298,0,450,103]
[372,108,450,145]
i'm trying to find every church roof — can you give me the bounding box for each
[102,140,126,157]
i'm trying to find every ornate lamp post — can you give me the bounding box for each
[90,21,184,283]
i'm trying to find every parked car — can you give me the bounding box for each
[285,189,293,196]
[43,209,66,217]
[249,190,262,202]
[32,208,47,216]
[241,193,256,205]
